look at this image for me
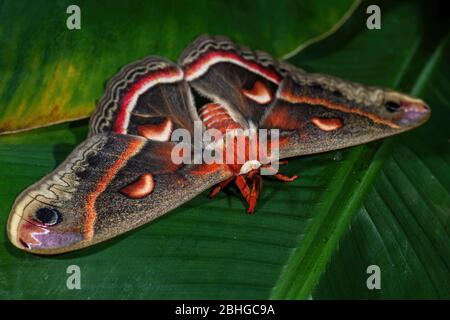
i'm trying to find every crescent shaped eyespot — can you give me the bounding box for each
[311,117,344,131]
[242,81,273,104]
[120,173,155,199]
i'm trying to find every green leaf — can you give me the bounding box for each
[274,0,450,299]
[313,35,450,299]
[0,0,448,299]
[0,0,356,134]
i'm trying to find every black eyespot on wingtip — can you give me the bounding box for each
[35,207,62,226]
[385,101,401,112]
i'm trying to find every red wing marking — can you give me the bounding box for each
[114,68,184,134]
[120,173,155,199]
[18,220,48,247]
[85,139,145,241]
[279,90,400,129]
[310,117,343,131]
[263,105,301,130]
[242,81,273,104]
[137,118,173,141]
[184,51,282,84]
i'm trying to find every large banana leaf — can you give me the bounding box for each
[0,0,449,299]
[0,0,356,134]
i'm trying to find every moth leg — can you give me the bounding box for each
[234,172,263,214]
[235,175,257,213]
[247,178,258,214]
[209,176,235,198]
[274,173,298,182]
[262,163,299,182]
[246,174,263,214]
[235,175,251,200]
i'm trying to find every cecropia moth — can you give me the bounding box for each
[7,35,430,254]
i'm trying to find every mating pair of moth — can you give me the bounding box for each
[7,35,430,254]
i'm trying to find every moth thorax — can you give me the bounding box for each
[199,103,241,134]
[240,160,262,175]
